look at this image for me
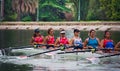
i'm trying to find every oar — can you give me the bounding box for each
[0,44,48,56]
[16,45,74,59]
[9,45,33,49]
[57,49,94,54]
[9,44,48,49]
[86,52,120,64]
[56,48,108,54]
[97,52,120,58]
[28,45,74,57]
[28,48,60,57]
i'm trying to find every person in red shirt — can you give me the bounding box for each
[31,28,44,48]
[44,28,55,49]
[101,30,114,52]
[55,29,69,49]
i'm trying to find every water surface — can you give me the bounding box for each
[0,30,120,71]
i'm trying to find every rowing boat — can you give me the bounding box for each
[9,47,119,62]
[0,46,120,65]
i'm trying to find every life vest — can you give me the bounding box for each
[59,37,69,45]
[34,36,43,44]
[103,39,114,49]
[87,37,98,49]
[47,36,55,44]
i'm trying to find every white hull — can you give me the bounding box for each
[0,48,120,64]
[10,48,120,61]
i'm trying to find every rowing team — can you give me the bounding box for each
[30,28,120,52]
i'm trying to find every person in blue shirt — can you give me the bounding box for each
[70,29,83,50]
[84,29,101,49]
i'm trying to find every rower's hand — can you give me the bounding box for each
[88,46,93,49]
[60,43,64,46]
[75,44,79,46]
[60,46,65,51]
[91,48,96,53]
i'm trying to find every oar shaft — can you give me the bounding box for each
[57,49,91,54]
[98,53,120,58]
[27,45,74,57]
[11,45,33,49]
[9,44,47,49]
[28,49,60,57]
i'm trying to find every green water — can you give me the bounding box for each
[0,62,32,71]
[0,30,120,71]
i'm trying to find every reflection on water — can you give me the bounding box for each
[0,30,120,71]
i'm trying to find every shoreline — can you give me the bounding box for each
[0,22,120,31]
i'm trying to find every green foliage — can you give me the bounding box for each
[3,0,17,21]
[111,0,120,20]
[70,0,120,21]
[39,0,71,21]
[21,16,32,22]
[3,0,120,21]
[98,0,120,20]
[86,0,100,20]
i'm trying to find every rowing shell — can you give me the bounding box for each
[0,47,119,64]
[10,48,119,61]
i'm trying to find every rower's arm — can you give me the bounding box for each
[69,38,74,46]
[97,38,102,48]
[95,38,102,49]
[41,36,45,44]
[30,37,35,45]
[44,36,48,44]
[101,39,104,48]
[54,38,60,47]
[83,38,88,49]
[115,42,120,51]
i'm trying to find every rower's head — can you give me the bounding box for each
[34,28,40,36]
[60,29,66,37]
[89,29,96,37]
[74,29,80,36]
[104,30,111,39]
[48,28,54,35]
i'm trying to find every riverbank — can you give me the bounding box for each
[0,21,120,31]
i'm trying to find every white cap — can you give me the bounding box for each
[60,31,65,34]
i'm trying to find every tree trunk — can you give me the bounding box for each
[17,0,21,21]
[17,11,21,21]
[1,0,4,20]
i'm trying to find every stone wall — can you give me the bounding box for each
[0,22,120,31]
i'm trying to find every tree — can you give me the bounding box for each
[99,0,120,20]
[70,0,79,20]
[12,0,38,21]
[0,0,4,21]
[110,0,120,20]
[38,0,71,21]
[86,0,101,20]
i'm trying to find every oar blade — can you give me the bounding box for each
[16,56,28,59]
[86,57,100,64]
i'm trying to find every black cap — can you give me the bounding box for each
[74,29,80,33]
[34,28,40,33]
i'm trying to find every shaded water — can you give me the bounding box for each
[0,30,120,71]
[0,30,120,48]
